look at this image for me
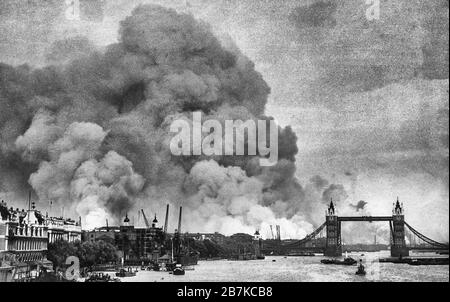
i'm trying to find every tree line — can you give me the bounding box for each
[47,240,118,269]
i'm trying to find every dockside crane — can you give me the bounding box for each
[270,225,275,239]
[173,206,183,255]
[164,204,170,234]
[140,209,151,258]
[276,225,281,241]
[141,209,151,228]
[177,206,183,234]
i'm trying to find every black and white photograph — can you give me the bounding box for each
[0,0,448,288]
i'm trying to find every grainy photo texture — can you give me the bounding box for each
[0,0,448,284]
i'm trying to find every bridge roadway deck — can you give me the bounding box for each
[337,216,393,222]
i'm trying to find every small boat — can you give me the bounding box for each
[356,268,366,275]
[321,257,357,265]
[356,262,366,276]
[85,273,121,282]
[153,264,161,271]
[173,264,185,275]
[115,267,136,277]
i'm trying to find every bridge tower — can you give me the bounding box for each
[325,199,342,257]
[390,198,409,257]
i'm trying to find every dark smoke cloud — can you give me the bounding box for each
[0,4,323,237]
[309,175,329,190]
[350,200,367,212]
[322,184,348,205]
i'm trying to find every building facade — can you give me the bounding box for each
[82,214,166,264]
[1,202,51,281]
[0,204,48,262]
[46,216,82,243]
[1,200,82,282]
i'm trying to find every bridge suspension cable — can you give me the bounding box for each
[404,221,449,248]
[284,222,327,248]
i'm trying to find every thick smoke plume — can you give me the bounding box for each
[0,4,336,237]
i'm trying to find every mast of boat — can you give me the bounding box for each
[171,238,174,262]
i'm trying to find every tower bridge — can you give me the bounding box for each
[263,198,449,257]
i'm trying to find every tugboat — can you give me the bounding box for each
[173,264,185,275]
[355,260,366,276]
[321,251,357,265]
[321,257,357,265]
[85,272,121,282]
[115,267,136,277]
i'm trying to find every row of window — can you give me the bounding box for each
[48,232,81,243]
[13,226,46,238]
[9,238,47,251]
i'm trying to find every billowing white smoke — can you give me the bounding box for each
[15,109,62,163]
[72,150,145,229]
[28,121,107,205]
[18,120,145,229]
[183,160,313,238]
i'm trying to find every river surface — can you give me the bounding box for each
[102,251,449,282]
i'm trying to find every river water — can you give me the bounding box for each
[105,251,448,282]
